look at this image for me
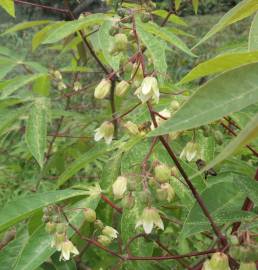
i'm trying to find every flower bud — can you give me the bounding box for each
[169,131,180,141]
[110,33,128,55]
[157,183,175,202]
[97,235,112,246]
[214,130,224,145]
[124,121,139,135]
[94,79,112,99]
[102,226,118,239]
[83,208,96,223]
[209,252,230,270]
[239,262,256,270]
[154,163,171,183]
[94,121,114,145]
[94,219,104,230]
[170,100,180,111]
[171,166,179,177]
[46,222,56,234]
[56,223,67,234]
[74,81,82,92]
[53,70,62,80]
[122,194,135,209]
[42,214,50,223]
[115,80,130,96]
[112,176,127,199]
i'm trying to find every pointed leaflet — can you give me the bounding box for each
[151,10,187,26]
[192,0,199,14]
[12,196,100,270]
[179,51,258,84]
[194,0,258,48]
[42,14,107,44]
[192,113,258,179]
[136,19,195,57]
[149,63,258,137]
[26,98,48,168]
[0,0,15,17]
[0,189,89,233]
[180,182,254,239]
[136,21,167,83]
[249,12,258,51]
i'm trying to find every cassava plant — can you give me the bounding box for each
[0,0,257,269]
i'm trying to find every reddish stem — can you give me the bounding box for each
[100,194,123,214]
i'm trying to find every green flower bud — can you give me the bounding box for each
[112,176,127,199]
[201,125,211,137]
[97,235,112,246]
[94,219,104,230]
[83,208,96,223]
[52,70,62,80]
[170,100,180,111]
[94,79,112,99]
[214,130,224,145]
[122,194,135,209]
[45,222,56,234]
[124,121,139,135]
[42,214,50,223]
[154,163,171,183]
[102,226,118,239]
[239,262,256,270]
[159,183,175,202]
[115,80,130,96]
[209,252,230,270]
[169,131,180,141]
[56,223,67,234]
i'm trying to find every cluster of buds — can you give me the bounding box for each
[94,121,114,144]
[180,141,200,162]
[134,76,160,104]
[202,252,230,270]
[50,70,67,91]
[136,207,164,234]
[154,162,176,202]
[97,225,119,246]
[42,206,79,261]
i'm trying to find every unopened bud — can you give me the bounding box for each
[112,176,127,199]
[214,130,223,145]
[157,183,175,202]
[154,163,171,183]
[94,79,112,99]
[94,219,104,230]
[53,70,62,80]
[115,80,130,96]
[45,222,56,234]
[170,100,180,111]
[169,131,180,141]
[56,223,67,234]
[83,208,96,223]
[124,121,139,135]
[102,226,118,239]
[171,166,179,177]
[209,252,230,270]
[97,235,112,246]
[122,194,135,208]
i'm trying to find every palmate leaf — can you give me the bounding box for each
[0,0,15,17]
[12,196,100,270]
[0,189,89,233]
[25,98,49,168]
[149,63,258,137]
[179,50,258,84]
[194,0,258,47]
[180,182,255,239]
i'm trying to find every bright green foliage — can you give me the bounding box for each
[0,1,257,270]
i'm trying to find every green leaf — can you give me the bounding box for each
[33,75,51,96]
[0,57,17,80]
[136,21,167,83]
[235,176,258,205]
[0,74,46,98]
[51,253,76,270]
[192,0,199,14]
[0,108,24,136]
[194,0,258,48]
[179,51,258,84]
[25,98,48,168]
[3,20,51,35]
[12,196,99,270]
[43,14,107,44]
[57,143,111,187]
[137,19,195,57]
[193,113,258,178]
[98,20,121,70]
[249,12,258,51]
[0,0,15,17]
[175,0,182,11]
[149,63,258,136]
[180,182,254,238]
[151,10,187,26]
[0,189,89,233]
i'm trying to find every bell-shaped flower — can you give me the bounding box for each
[59,240,79,261]
[158,183,175,202]
[124,121,139,135]
[94,121,114,144]
[112,176,127,199]
[136,207,164,234]
[180,141,200,162]
[134,76,160,104]
[94,79,111,99]
[102,226,119,239]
